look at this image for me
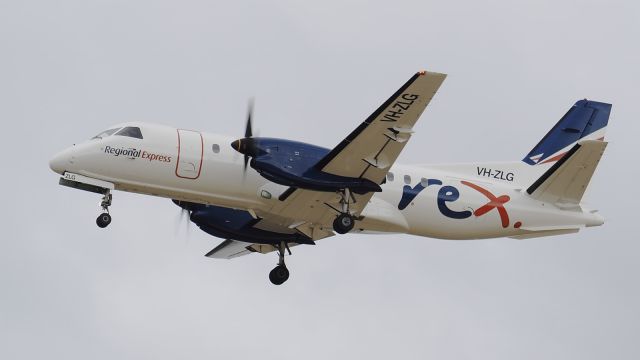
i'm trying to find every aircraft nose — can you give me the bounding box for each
[49,149,72,175]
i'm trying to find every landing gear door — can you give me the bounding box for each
[176,129,203,179]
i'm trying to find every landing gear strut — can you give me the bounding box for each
[96,190,112,228]
[269,241,290,285]
[332,188,355,234]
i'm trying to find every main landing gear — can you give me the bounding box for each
[333,213,355,234]
[96,190,112,228]
[332,188,355,234]
[269,241,290,285]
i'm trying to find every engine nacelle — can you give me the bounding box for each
[173,200,313,245]
[233,137,382,194]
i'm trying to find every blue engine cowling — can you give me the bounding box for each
[173,200,314,245]
[233,137,381,194]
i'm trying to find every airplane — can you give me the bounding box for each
[49,70,610,285]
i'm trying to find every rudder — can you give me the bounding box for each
[523,100,611,165]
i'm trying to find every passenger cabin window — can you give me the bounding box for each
[386,172,394,182]
[115,126,143,139]
[404,175,412,184]
[211,144,220,153]
[91,128,120,139]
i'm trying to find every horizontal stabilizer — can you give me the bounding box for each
[526,140,607,204]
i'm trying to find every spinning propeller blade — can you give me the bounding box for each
[231,99,256,177]
[172,200,193,244]
[243,100,253,173]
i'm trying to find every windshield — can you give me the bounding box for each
[91,128,121,140]
[114,126,143,139]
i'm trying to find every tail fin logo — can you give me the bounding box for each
[529,153,543,164]
[522,100,611,166]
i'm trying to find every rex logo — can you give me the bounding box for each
[398,179,513,228]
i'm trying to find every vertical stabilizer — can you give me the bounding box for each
[523,100,610,166]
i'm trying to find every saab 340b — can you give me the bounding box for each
[49,70,609,285]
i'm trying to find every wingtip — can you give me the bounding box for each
[417,69,448,78]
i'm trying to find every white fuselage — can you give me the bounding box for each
[50,122,603,240]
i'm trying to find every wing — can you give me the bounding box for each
[205,239,277,259]
[209,71,447,257]
[259,71,446,231]
[200,212,334,259]
[314,70,447,184]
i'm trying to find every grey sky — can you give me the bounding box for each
[1,0,639,359]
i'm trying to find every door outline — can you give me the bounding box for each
[175,129,204,179]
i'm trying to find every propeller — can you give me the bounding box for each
[172,200,193,244]
[231,99,258,176]
[243,99,253,172]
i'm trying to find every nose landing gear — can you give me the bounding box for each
[96,190,112,228]
[269,241,291,285]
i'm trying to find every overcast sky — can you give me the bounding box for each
[1,0,639,359]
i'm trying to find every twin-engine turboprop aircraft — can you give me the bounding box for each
[49,70,610,285]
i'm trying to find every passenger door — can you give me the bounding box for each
[175,129,203,179]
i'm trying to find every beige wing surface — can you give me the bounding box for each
[208,71,448,256]
[262,71,447,231]
[314,70,446,184]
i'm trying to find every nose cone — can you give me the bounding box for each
[230,137,258,156]
[49,149,72,175]
[231,139,243,153]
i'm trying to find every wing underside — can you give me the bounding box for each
[205,239,277,259]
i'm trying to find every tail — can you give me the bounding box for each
[527,140,607,205]
[418,99,611,189]
[523,100,611,166]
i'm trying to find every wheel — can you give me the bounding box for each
[269,265,289,285]
[333,213,354,234]
[96,213,112,228]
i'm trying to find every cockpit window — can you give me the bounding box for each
[115,126,143,139]
[91,128,120,139]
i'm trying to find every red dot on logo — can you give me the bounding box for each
[514,221,522,229]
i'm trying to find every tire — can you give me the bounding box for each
[269,265,289,285]
[333,213,354,234]
[96,213,112,228]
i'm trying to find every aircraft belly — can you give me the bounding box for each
[358,197,410,233]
